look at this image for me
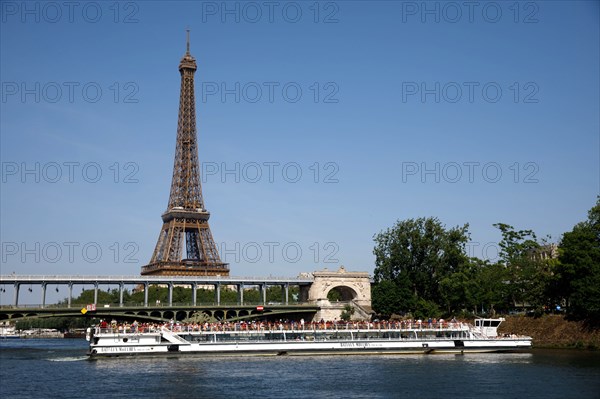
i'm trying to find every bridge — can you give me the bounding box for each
[0,267,373,322]
[0,303,322,323]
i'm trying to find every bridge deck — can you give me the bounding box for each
[0,275,314,284]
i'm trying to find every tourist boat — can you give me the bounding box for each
[86,318,532,357]
[0,322,20,339]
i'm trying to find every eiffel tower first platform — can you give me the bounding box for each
[141,32,229,277]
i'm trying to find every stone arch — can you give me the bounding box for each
[306,266,372,321]
[326,285,358,302]
[308,266,370,304]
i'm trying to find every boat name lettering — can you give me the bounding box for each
[107,346,138,352]
[340,342,370,348]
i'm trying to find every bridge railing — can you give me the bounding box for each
[0,301,317,310]
[0,275,314,283]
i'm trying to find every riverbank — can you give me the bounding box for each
[499,315,599,350]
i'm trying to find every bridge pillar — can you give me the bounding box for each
[260,284,266,305]
[41,283,47,308]
[168,283,173,306]
[238,283,244,305]
[192,283,197,306]
[93,283,99,305]
[67,283,73,308]
[13,283,20,307]
[283,283,289,305]
[143,283,149,307]
[214,283,221,305]
[299,285,309,302]
[119,283,124,307]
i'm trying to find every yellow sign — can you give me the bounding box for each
[81,308,87,314]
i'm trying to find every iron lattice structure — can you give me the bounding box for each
[141,33,229,277]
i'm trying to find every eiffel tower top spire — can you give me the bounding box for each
[179,29,196,72]
[186,28,190,54]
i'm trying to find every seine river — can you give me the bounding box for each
[1,339,599,398]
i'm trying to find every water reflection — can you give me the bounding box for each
[459,352,533,364]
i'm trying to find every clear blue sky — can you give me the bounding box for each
[1,1,598,286]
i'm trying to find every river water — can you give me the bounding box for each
[1,339,599,398]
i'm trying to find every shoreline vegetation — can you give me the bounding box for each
[499,315,599,350]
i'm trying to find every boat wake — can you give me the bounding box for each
[47,356,88,362]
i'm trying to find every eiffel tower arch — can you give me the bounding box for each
[141,31,229,277]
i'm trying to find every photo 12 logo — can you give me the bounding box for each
[1,161,140,184]
[1,241,140,264]
[1,82,139,104]
[401,81,540,104]
[400,1,539,24]
[201,1,340,24]
[466,242,500,262]
[200,81,339,104]
[218,241,339,264]
[1,1,140,23]
[401,161,540,184]
[201,161,339,184]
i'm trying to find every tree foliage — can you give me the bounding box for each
[372,217,471,316]
[493,223,555,312]
[557,198,600,324]
[340,304,355,321]
[372,199,600,326]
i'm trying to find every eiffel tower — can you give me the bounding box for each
[141,31,229,276]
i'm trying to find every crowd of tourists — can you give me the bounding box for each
[96,317,465,334]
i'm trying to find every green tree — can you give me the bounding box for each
[557,198,600,323]
[494,223,539,262]
[439,259,480,314]
[327,289,343,302]
[493,223,553,312]
[371,279,412,316]
[372,217,470,316]
[340,304,355,321]
[473,259,511,315]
